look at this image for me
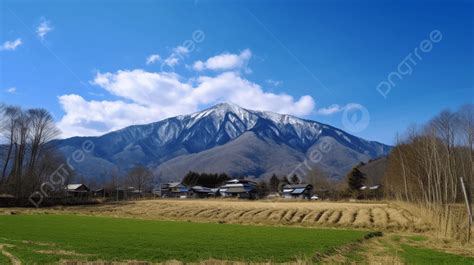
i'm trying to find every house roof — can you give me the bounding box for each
[191,186,212,193]
[226,179,257,185]
[283,184,313,189]
[291,188,307,194]
[168,182,184,188]
[67,184,82,190]
[282,184,312,194]
[227,179,241,183]
[66,184,89,191]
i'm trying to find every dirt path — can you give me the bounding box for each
[321,232,474,265]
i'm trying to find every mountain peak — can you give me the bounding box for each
[210,102,246,113]
[190,102,250,121]
[213,102,241,109]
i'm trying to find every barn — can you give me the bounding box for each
[65,184,90,198]
[282,184,313,199]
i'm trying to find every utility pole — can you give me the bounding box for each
[460,177,472,242]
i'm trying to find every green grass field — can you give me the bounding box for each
[400,244,474,265]
[0,214,370,263]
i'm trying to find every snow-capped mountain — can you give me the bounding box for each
[55,103,391,183]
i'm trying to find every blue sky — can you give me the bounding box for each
[0,0,472,144]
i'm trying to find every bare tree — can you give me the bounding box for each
[126,165,153,198]
[11,111,31,197]
[26,109,60,177]
[0,106,21,184]
[384,104,474,242]
[106,167,121,200]
[458,105,473,205]
[307,167,331,191]
[0,104,63,199]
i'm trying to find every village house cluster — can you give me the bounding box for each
[64,179,317,201]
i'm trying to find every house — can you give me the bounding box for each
[127,187,144,198]
[112,187,127,200]
[360,184,383,200]
[188,186,215,198]
[219,179,257,199]
[160,182,188,198]
[282,184,313,199]
[92,188,107,198]
[65,184,90,198]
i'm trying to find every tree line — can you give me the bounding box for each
[0,104,65,199]
[181,171,232,188]
[383,104,473,241]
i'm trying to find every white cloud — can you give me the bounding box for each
[316,104,343,115]
[161,45,190,69]
[36,18,53,40]
[173,46,189,56]
[266,79,283,87]
[92,70,193,108]
[58,69,315,137]
[315,104,360,115]
[164,57,179,67]
[193,49,252,71]
[57,94,170,137]
[193,61,205,71]
[0,39,22,51]
[146,54,161,65]
[5,87,17,94]
[191,72,314,116]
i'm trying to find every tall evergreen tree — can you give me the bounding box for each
[291,174,300,184]
[347,168,366,191]
[257,181,269,198]
[182,171,230,188]
[269,174,280,192]
[182,171,200,186]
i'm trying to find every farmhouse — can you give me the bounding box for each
[160,182,189,198]
[65,184,90,198]
[282,184,313,199]
[92,188,107,198]
[219,179,257,199]
[188,186,216,198]
[359,184,383,200]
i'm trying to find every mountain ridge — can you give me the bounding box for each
[55,103,392,183]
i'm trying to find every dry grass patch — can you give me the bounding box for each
[0,199,431,232]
